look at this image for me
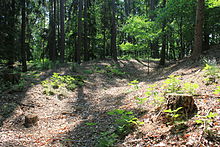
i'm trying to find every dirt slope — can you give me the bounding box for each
[0,58,219,147]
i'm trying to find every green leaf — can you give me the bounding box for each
[164,109,172,113]
[85,122,97,126]
[195,120,203,124]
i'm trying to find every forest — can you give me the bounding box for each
[0,0,220,146]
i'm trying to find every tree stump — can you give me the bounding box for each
[24,114,39,128]
[165,93,197,119]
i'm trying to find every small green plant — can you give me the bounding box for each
[70,63,78,72]
[182,82,199,95]
[203,64,220,85]
[163,75,181,93]
[128,80,140,91]
[195,112,218,124]
[96,132,118,147]
[41,73,84,95]
[213,86,220,95]
[135,97,148,104]
[195,112,218,135]
[105,65,126,76]
[107,109,143,136]
[11,79,26,91]
[85,122,97,126]
[163,107,183,124]
[140,84,164,106]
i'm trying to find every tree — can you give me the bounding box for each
[75,0,83,63]
[191,0,205,60]
[48,0,57,61]
[21,0,27,72]
[159,0,167,66]
[110,0,117,61]
[60,0,65,63]
[83,0,89,61]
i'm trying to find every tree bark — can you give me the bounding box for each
[191,0,204,60]
[21,0,27,72]
[48,0,56,61]
[159,0,166,66]
[60,0,65,62]
[83,0,89,61]
[110,0,117,61]
[76,0,83,63]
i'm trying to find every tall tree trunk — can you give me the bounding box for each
[191,0,204,60]
[159,0,166,66]
[111,0,117,61]
[21,0,27,72]
[48,0,56,61]
[76,0,83,63]
[179,16,184,59]
[60,0,65,62]
[7,0,16,65]
[53,0,57,61]
[84,0,89,61]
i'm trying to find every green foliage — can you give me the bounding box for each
[41,73,84,95]
[107,109,143,134]
[203,64,220,85]
[120,16,160,57]
[135,84,164,106]
[128,80,140,91]
[88,65,125,77]
[11,79,26,91]
[28,59,54,70]
[135,97,148,104]
[213,86,220,95]
[96,109,143,146]
[195,111,219,138]
[122,16,160,42]
[144,84,165,106]
[85,122,97,126]
[163,107,183,124]
[105,65,126,76]
[182,82,199,95]
[203,64,220,77]
[207,0,220,8]
[163,75,181,93]
[0,73,26,93]
[96,132,118,147]
[195,112,218,133]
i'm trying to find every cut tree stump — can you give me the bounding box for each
[24,114,39,128]
[165,93,198,119]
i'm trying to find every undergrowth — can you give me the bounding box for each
[96,109,143,147]
[41,73,84,96]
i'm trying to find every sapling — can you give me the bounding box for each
[163,107,183,124]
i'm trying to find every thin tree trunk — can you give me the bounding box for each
[159,0,166,66]
[111,0,117,61]
[84,0,89,61]
[53,0,57,61]
[60,0,65,62]
[21,0,27,72]
[76,0,83,63]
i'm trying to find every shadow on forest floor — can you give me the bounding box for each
[57,58,205,147]
[0,58,207,146]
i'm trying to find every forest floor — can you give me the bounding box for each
[0,56,220,147]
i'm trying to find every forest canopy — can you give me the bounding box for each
[0,0,220,68]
